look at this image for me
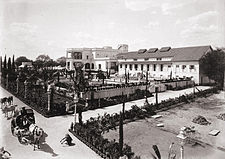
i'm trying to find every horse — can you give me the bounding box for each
[29,124,43,151]
[3,105,17,118]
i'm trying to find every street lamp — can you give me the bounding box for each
[73,92,79,125]
[177,129,187,159]
[145,71,149,105]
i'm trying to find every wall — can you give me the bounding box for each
[82,83,166,99]
[172,61,199,84]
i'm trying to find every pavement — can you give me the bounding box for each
[0,87,102,159]
[0,85,210,159]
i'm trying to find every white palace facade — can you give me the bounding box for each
[66,44,128,73]
[117,45,213,84]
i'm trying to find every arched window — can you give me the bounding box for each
[91,63,94,69]
[85,63,90,69]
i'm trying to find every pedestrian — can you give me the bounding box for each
[60,134,73,146]
[0,147,11,159]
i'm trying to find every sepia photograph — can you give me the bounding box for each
[0,0,225,158]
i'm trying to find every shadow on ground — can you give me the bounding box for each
[39,132,58,157]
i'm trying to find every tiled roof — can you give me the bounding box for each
[117,45,212,62]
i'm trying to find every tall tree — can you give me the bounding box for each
[200,49,225,88]
[0,56,2,74]
[8,57,12,72]
[2,55,7,78]
[12,55,16,72]
[3,55,6,70]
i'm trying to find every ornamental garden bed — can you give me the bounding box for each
[70,86,219,159]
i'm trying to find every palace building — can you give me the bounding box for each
[66,44,128,73]
[117,45,213,84]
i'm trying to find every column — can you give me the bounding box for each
[47,88,51,112]
[24,80,28,98]
[47,84,53,112]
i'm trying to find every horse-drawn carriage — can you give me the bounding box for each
[11,107,43,150]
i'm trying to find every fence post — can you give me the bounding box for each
[16,78,19,94]
[6,74,9,89]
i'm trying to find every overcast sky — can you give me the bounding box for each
[1,0,225,60]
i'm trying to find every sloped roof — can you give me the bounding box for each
[117,45,212,62]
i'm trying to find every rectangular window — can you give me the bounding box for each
[86,55,89,59]
[133,59,137,61]
[129,64,132,70]
[99,64,101,70]
[67,52,72,58]
[120,64,122,68]
[144,58,149,61]
[135,64,138,71]
[147,64,150,71]
[176,65,179,68]
[153,64,156,71]
[189,65,195,69]
[160,64,163,71]
[72,52,82,59]
[125,64,127,69]
[141,64,143,71]
[67,62,70,69]
[182,65,186,69]
[168,65,171,68]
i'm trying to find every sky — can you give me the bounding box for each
[0,0,225,60]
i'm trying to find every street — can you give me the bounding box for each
[0,86,102,159]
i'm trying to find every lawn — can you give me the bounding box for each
[103,91,225,159]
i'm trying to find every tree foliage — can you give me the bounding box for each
[8,57,12,72]
[35,54,58,68]
[4,55,7,69]
[56,56,66,67]
[69,62,88,93]
[15,56,31,67]
[12,55,16,72]
[36,54,51,62]
[200,49,225,88]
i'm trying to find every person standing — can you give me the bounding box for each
[60,134,73,146]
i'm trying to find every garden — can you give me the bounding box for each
[69,86,219,159]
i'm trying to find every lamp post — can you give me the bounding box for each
[24,80,28,99]
[177,129,187,159]
[145,71,149,105]
[16,75,19,94]
[73,92,79,125]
